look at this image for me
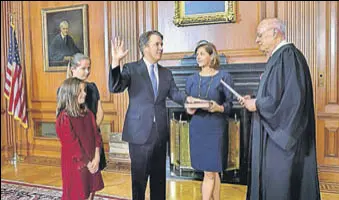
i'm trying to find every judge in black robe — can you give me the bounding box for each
[240,18,321,200]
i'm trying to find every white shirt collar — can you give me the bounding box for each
[143,58,158,71]
[61,33,67,39]
[271,40,289,56]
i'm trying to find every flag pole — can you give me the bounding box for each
[9,12,18,166]
[10,118,18,166]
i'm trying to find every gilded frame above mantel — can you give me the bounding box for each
[173,1,236,27]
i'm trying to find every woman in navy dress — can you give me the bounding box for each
[186,41,233,200]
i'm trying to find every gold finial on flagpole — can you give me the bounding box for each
[9,12,16,27]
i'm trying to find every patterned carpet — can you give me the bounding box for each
[1,179,127,200]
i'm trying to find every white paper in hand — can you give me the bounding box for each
[220,79,243,100]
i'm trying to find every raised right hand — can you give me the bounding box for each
[111,37,129,69]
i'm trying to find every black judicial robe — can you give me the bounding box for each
[246,43,321,200]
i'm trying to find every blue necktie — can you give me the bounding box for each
[150,64,158,97]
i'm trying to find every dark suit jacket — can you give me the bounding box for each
[109,59,186,144]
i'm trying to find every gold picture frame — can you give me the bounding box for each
[41,4,88,72]
[173,1,236,27]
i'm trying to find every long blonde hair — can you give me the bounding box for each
[66,53,91,78]
[56,77,87,117]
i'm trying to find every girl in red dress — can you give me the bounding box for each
[56,77,104,200]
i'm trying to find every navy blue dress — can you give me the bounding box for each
[186,71,233,172]
[85,82,100,116]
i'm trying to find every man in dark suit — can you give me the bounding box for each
[49,20,81,66]
[108,31,194,200]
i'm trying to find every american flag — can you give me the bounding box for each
[4,23,14,99]
[5,23,28,129]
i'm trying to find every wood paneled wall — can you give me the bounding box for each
[277,1,339,192]
[314,1,339,193]
[1,1,13,160]
[158,1,267,65]
[20,1,109,158]
[1,1,338,193]
[1,1,29,161]
[109,1,138,134]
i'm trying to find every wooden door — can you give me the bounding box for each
[316,1,339,193]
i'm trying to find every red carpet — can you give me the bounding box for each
[1,179,128,200]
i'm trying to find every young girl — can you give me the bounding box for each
[56,77,104,200]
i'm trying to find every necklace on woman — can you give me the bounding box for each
[198,75,214,98]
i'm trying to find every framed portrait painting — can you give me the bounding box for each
[41,4,88,72]
[173,1,236,27]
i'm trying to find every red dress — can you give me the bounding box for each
[56,110,104,200]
